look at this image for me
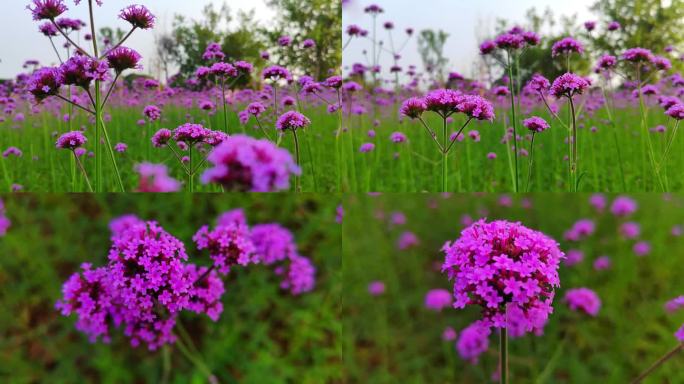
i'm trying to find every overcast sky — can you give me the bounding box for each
[342,0,595,79]
[0,0,274,79]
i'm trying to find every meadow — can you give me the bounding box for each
[342,193,684,383]
[0,194,342,383]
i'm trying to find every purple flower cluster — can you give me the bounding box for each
[442,220,564,334]
[551,37,584,57]
[564,288,601,316]
[201,135,300,192]
[135,163,181,193]
[119,4,155,30]
[28,0,68,21]
[523,116,550,133]
[56,130,87,150]
[106,47,142,73]
[403,89,494,121]
[424,289,453,311]
[276,111,311,131]
[0,199,10,237]
[550,73,591,98]
[456,322,491,364]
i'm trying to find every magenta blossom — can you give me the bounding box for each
[564,288,601,316]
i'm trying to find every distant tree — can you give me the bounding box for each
[417,29,449,85]
[154,33,178,83]
[264,0,342,79]
[589,0,684,71]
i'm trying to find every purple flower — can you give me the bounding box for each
[424,89,463,116]
[277,254,316,295]
[550,73,590,98]
[201,135,300,192]
[202,42,225,61]
[143,105,162,121]
[390,132,407,143]
[397,231,419,250]
[359,143,375,153]
[56,131,87,150]
[119,4,155,30]
[183,263,225,321]
[323,75,343,89]
[368,281,385,296]
[633,241,651,256]
[665,296,684,313]
[262,65,291,81]
[457,322,491,364]
[607,21,621,31]
[666,103,684,120]
[106,47,142,73]
[551,37,584,57]
[28,67,62,101]
[114,143,127,153]
[442,326,457,341]
[210,62,238,78]
[442,220,563,334]
[251,224,296,265]
[564,288,601,316]
[528,74,551,93]
[193,220,256,275]
[619,222,640,239]
[60,56,110,89]
[563,219,595,241]
[584,21,596,31]
[564,249,584,266]
[676,324,684,342]
[173,123,209,144]
[28,0,68,21]
[479,40,496,55]
[523,116,550,133]
[589,194,606,212]
[593,256,612,271]
[276,111,311,131]
[39,21,58,36]
[277,35,292,47]
[302,38,316,49]
[494,33,525,50]
[151,128,172,147]
[595,55,617,72]
[424,289,452,311]
[457,95,495,121]
[135,163,181,192]
[622,47,654,63]
[400,97,427,119]
[610,196,638,217]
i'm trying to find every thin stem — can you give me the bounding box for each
[221,78,228,133]
[174,337,214,381]
[255,116,273,141]
[293,129,301,192]
[631,343,683,384]
[658,120,680,171]
[506,51,519,192]
[526,132,536,192]
[161,344,171,384]
[336,89,343,138]
[99,27,136,59]
[569,96,578,191]
[102,73,121,107]
[444,117,473,155]
[188,146,194,192]
[88,0,98,57]
[48,37,63,64]
[50,20,91,57]
[500,307,509,384]
[99,111,126,192]
[166,143,191,174]
[55,94,95,115]
[442,116,448,192]
[73,151,93,192]
[417,117,444,152]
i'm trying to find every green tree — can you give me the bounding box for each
[417,29,450,85]
[264,0,342,79]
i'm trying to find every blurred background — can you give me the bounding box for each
[342,193,684,383]
[0,194,341,383]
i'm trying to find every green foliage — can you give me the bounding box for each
[342,193,684,383]
[0,194,341,383]
[264,0,342,79]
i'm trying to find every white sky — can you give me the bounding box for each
[342,0,595,79]
[0,0,274,78]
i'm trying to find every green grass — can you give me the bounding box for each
[0,104,341,193]
[342,193,684,383]
[340,101,683,192]
[0,194,341,383]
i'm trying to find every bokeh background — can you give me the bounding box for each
[0,194,341,383]
[343,193,684,383]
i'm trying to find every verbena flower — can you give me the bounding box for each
[246,102,266,117]
[424,289,453,311]
[442,219,564,334]
[595,54,617,73]
[143,105,161,121]
[151,128,172,147]
[610,196,638,216]
[262,65,291,81]
[551,37,584,57]
[56,130,87,150]
[173,123,210,144]
[622,47,654,63]
[60,55,111,89]
[399,97,427,119]
[564,288,601,316]
[457,322,491,364]
[276,254,316,295]
[523,116,550,133]
[28,0,68,21]
[550,73,590,98]
[119,4,155,30]
[28,67,62,101]
[276,111,311,131]
[250,224,297,265]
[106,46,142,73]
[201,135,300,192]
[193,220,256,275]
[135,163,181,192]
[183,263,225,321]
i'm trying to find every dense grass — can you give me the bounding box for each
[0,102,341,193]
[342,193,684,383]
[0,194,341,383]
[341,99,684,193]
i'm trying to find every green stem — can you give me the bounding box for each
[500,325,509,384]
[442,116,448,192]
[506,51,519,192]
[99,113,125,192]
[188,146,194,192]
[73,151,93,192]
[569,96,578,192]
[631,343,683,384]
[293,129,301,192]
[526,132,536,192]
[221,78,228,133]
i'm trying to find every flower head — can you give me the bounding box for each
[622,47,654,63]
[106,46,142,73]
[523,116,550,133]
[56,130,87,150]
[442,219,563,334]
[193,220,256,275]
[276,111,311,131]
[28,0,67,21]
[28,67,62,101]
[457,322,491,364]
[173,123,210,144]
[135,163,181,192]
[151,128,172,147]
[400,97,427,119]
[201,135,300,192]
[119,4,155,30]
[262,65,291,81]
[424,289,452,311]
[550,73,590,98]
[551,37,584,57]
[564,288,601,316]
